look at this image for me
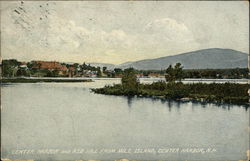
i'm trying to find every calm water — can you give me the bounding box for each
[1,79,249,160]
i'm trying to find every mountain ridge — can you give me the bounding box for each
[88,48,248,70]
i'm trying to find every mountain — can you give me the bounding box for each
[116,48,248,70]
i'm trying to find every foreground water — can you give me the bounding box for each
[1,79,249,160]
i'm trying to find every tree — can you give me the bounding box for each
[2,59,21,77]
[114,68,122,74]
[174,63,184,81]
[165,65,174,82]
[96,66,102,77]
[102,66,107,73]
[27,62,33,69]
[16,68,28,77]
[82,62,87,70]
[45,70,59,77]
[121,68,139,95]
[165,63,184,82]
[73,63,79,68]
[73,63,79,75]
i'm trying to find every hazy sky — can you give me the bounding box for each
[1,1,249,64]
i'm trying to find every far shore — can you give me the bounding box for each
[0,77,93,83]
[1,77,249,84]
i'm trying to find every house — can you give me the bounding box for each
[32,61,67,71]
[148,73,160,78]
[68,66,76,77]
[84,70,97,77]
[19,64,28,70]
[136,73,144,78]
[32,61,68,76]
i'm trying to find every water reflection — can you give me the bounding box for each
[127,96,133,109]
[122,94,249,112]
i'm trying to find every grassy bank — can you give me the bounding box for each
[92,81,250,105]
[1,78,93,83]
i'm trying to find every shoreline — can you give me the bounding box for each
[91,82,250,106]
[0,78,93,83]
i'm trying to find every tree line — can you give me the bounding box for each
[1,59,249,79]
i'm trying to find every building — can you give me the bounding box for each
[31,61,68,76]
[136,73,144,78]
[148,73,161,78]
[32,61,67,71]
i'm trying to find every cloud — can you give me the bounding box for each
[143,18,195,42]
[0,3,199,64]
[1,1,136,62]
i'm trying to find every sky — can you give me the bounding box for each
[0,1,249,64]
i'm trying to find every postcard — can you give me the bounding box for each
[1,1,249,161]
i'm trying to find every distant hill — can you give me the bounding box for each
[116,48,248,70]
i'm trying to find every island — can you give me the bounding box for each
[92,64,250,105]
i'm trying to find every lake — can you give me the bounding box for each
[1,79,249,160]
